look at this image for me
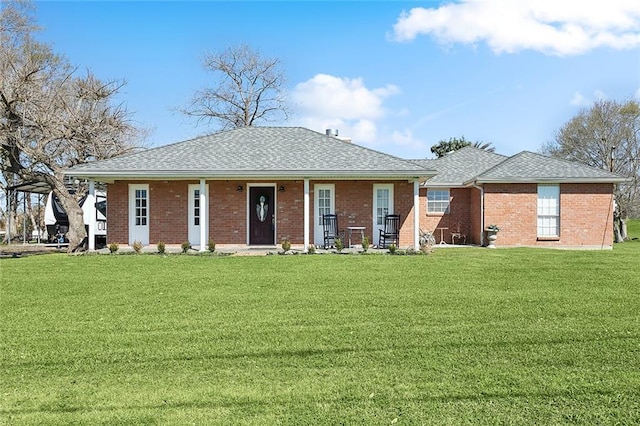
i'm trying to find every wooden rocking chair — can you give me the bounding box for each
[378,214,400,248]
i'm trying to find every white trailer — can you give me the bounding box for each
[44,190,107,248]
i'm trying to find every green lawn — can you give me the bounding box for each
[1,230,639,424]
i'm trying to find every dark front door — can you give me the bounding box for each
[249,186,275,245]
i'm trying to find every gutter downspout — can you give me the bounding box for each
[472,181,484,246]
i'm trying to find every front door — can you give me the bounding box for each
[373,184,394,245]
[249,186,275,245]
[314,184,335,246]
[129,184,149,245]
[188,184,209,246]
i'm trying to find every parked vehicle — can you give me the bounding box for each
[44,191,107,248]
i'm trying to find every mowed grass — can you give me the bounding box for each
[1,234,640,424]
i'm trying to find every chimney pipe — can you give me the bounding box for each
[325,129,338,137]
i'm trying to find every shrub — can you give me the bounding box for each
[208,239,216,252]
[108,242,119,253]
[281,238,291,252]
[388,243,397,254]
[362,236,369,252]
[132,240,143,253]
[181,241,191,253]
[307,244,316,254]
[157,241,166,254]
[335,237,344,253]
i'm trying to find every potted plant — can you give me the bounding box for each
[485,224,500,248]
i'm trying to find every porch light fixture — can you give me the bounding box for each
[278,185,285,192]
[236,185,244,192]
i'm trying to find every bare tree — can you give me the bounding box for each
[180,43,289,130]
[541,98,639,242]
[1,0,140,250]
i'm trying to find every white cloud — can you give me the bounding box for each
[570,90,609,107]
[391,0,640,56]
[570,92,589,106]
[391,129,426,152]
[290,74,400,144]
[635,88,640,99]
[594,90,607,101]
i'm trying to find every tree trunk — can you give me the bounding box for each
[620,217,628,241]
[26,195,40,242]
[51,181,87,252]
[613,218,623,243]
[3,190,19,243]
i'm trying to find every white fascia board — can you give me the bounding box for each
[420,182,467,188]
[66,169,435,181]
[470,177,629,184]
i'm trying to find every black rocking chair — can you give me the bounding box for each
[378,214,400,248]
[322,214,343,249]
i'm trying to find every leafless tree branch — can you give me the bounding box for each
[179,43,289,131]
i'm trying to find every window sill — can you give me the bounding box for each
[537,236,560,241]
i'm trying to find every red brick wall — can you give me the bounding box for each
[106,181,128,244]
[395,181,415,247]
[419,187,476,244]
[107,180,419,246]
[484,183,615,247]
[208,182,247,245]
[150,181,189,243]
[559,183,615,247]
[469,187,483,245]
[107,180,614,248]
[312,180,415,247]
[275,181,304,244]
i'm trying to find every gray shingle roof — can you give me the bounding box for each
[68,127,435,180]
[68,128,626,184]
[474,151,626,183]
[411,147,626,186]
[411,147,507,186]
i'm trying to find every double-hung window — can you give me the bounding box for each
[537,185,560,237]
[427,189,450,214]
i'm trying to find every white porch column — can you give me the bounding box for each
[87,180,96,251]
[199,179,207,252]
[413,179,420,250]
[303,178,310,252]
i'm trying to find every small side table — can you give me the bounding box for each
[436,227,448,245]
[347,226,366,248]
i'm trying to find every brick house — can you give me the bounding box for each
[412,147,625,249]
[67,127,625,250]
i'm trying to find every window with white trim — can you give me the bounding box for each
[427,189,450,214]
[318,188,332,225]
[193,189,200,226]
[537,185,560,237]
[134,189,148,226]
[375,187,391,225]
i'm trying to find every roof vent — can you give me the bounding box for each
[325,129,339,137]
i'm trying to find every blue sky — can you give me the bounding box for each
[33,1,640,159]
